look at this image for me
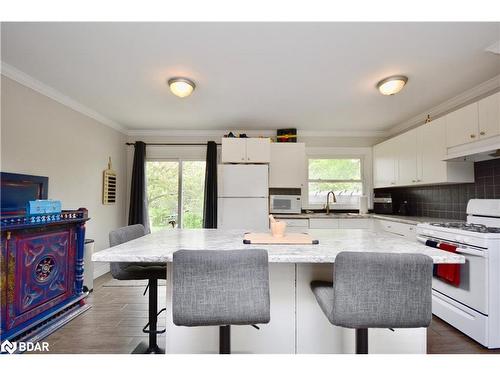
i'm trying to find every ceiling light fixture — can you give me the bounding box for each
[168,77,196,98]
[376,75,408,96]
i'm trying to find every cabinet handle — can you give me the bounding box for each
[412,179,416,183]
[480,131,485,136]
[241,158,245,161]
[470,134,476,139]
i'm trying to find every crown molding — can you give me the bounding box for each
[1,62,127,134]
[126,128,389,138]
[299,130,388,137]
[126,129,276,137]
[388,73,500,136]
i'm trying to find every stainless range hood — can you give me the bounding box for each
[444,135,500,162]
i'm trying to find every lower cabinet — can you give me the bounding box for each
[374,219,416,240]
[232,264,296,353]
[165,262,426,353]
[309,218,372,229]
[165,264,296,354]
[278,218,309,233]
[296,263,344,353]
[296,264,426,354]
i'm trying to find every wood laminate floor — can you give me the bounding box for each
[39,273,500,354]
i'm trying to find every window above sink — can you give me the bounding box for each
[307,158,364,209]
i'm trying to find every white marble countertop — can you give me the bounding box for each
[92,228,464,264]
[273,212,462,225]
[370,214,463,225]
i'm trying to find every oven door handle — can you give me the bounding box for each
[416,236,486,258]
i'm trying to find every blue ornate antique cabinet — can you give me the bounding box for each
[0,172,90,344]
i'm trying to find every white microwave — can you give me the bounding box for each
[269,195,302,214]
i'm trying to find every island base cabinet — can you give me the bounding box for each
[231,264,295,353]
[296,264,344,353]
[341,327,427,354]
[164,263,428,354]
[164,264,296,354]
[296,264,427,354]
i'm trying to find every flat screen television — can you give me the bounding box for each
[1,172,48,216]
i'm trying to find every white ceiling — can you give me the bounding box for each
[1,22,500,133]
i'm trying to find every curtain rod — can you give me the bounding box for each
[126,142,221,146]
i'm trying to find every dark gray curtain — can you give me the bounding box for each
[203,141,218,228]
[128,141,150,232]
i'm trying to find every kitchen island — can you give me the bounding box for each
[93,228,464,354]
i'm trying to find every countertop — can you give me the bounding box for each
[273,213,462,225]
[92,228,464,264]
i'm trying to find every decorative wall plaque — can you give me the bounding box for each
[103,157,117,204]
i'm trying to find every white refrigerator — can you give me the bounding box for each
[218,164,269,230]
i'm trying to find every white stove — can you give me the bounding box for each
[417,199,500,349]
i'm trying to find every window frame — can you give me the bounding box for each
[305,155,365,210]
[146,157,206,230]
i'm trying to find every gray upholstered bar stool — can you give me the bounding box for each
[109,224,167,354]
[172,249,270,354]
[310,251,433,354]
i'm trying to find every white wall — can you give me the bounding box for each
[1,76,127,270]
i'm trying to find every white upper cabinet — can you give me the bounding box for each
[221,138,247,163]
[373,137,398,188]
[416,117,448,184]
[221,138,271,163]
[373,117,474,188]
[445,102,479,147]
[373,92,500,188]
[245,138,271,163]
[396,128,418,185]
[269,143,306,188]
[478,92,500,140]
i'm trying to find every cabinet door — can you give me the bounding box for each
[396,129,418,185]
[375,219,416,240]
[269,143,306,188]
[417,117,447,184]
[478,92,500,140]
[221,138,247,163]
[446,102,479,147]
[245,138,271,163]
[373,138,398,188]
[232,264,296,353]
[296,264,344,353]
[279,218,309,233]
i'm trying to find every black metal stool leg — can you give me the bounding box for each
[219,325,231,354]
[355,328,368,354]
[132,278,165,354]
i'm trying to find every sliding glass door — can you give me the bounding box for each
[146,160,206,231]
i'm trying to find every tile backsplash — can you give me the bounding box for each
[374,158,500,220]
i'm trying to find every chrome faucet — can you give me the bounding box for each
[325,191,337,215]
